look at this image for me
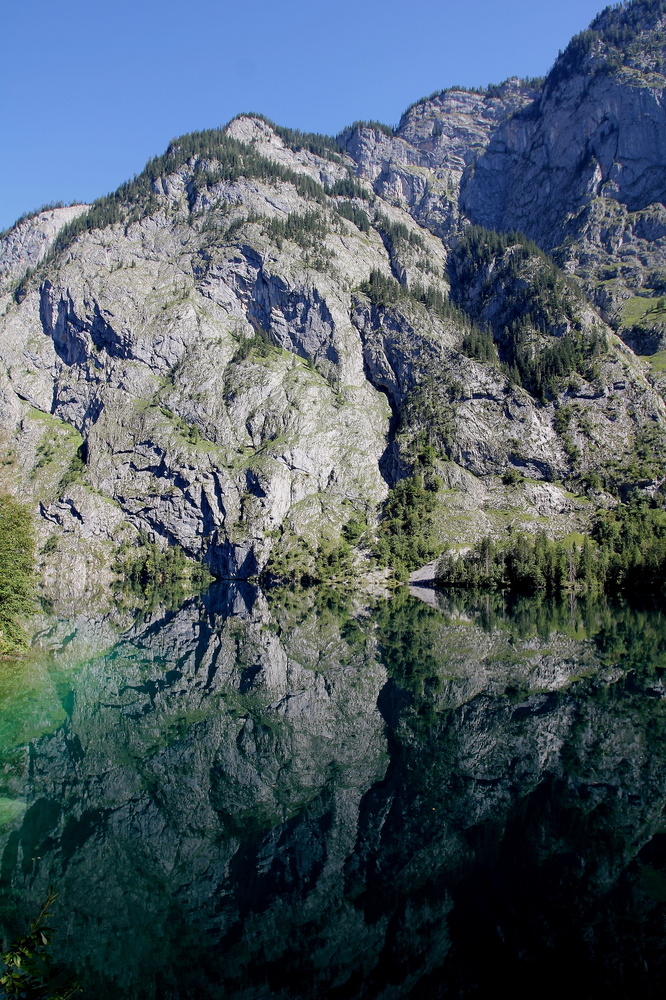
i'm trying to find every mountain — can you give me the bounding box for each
[1,0,666,608]
[461,0,666,342]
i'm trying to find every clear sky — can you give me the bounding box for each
[1,0,606,233]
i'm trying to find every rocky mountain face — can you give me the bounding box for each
[458,1,666,331]
[2,0,666,603]
[0,204,89,295]
[342,77,540,241]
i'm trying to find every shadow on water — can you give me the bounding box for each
[0,583,665,998]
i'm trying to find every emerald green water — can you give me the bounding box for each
[0,585,665,999]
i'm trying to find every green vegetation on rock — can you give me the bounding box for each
[451,225,606,399]
[345,120,395,137]
[641,350,666,372]
[238,113,345,162]
[17,131,331,297]
[358,268,474,329]
[461,326,498,363]
[335,201,370,233]
[375,212,427,252]
[621,295,666,329]
[262,519,369,589]
[231,327,275,363]
[545,0,666,93]
[265,210,329,249]
[0,890,80,999]
[438,530,594,594]
[0,495,35,655]
[375,472,443,580]
[326,176,371,201]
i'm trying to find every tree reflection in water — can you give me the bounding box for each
[0,584,664,999]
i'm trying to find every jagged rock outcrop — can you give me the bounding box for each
[459,2,666,328]
[340,5,666,346]
[340,80,539,241]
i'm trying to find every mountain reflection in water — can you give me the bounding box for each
[0,584,665,999]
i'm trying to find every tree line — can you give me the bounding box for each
[17,131,332,300]
[437,497,666,596]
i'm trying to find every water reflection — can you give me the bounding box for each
[0,586,664,998]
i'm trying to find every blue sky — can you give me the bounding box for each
[1,0,605,232]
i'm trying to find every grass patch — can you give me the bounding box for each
[621,295,666,328]
[640,350,666,372]
[560,532,587,547]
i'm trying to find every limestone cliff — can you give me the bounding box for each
[2,0,666,603]
[0,204,89,295]
[459,1,666,329]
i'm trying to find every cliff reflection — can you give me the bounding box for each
[0,586,664,998]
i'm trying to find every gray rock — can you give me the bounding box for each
[0,204,89,295]
[1,11,666,599]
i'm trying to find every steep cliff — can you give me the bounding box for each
[460,1,666,329]
[0,204,89,295]
[2,0,666,602]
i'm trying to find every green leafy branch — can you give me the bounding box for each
[0,890,80,1000]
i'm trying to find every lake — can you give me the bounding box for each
[0,585,665,999]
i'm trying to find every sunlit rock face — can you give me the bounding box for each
[2,1,666,607]
[1,588,665,998]
[0,204,89,294]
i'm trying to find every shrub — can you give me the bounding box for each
[0,890,80,999]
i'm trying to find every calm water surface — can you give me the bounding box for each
[0,585,665,999]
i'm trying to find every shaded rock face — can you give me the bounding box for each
[461,76,666,251]
[2,1,666,601]
[457,3,666,324]
[1,589,665,998]
[340,80,538,241]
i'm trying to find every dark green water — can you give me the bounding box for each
[0,585,665,999]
